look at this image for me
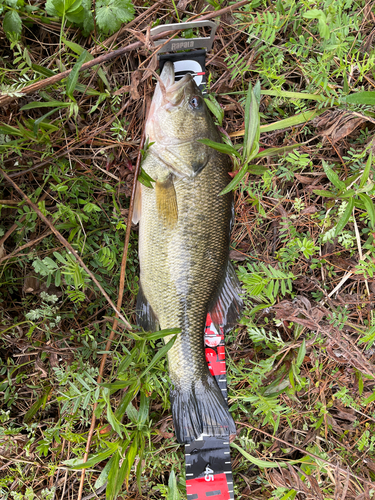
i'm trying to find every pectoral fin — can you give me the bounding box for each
[132,181,142,225]
[155,175,178,226]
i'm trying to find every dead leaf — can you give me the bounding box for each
[126,28,147,45]
[177,0,191,11]
[295,173,316,184]
[229,249,248,261]
[314,110,366,143]
[49,352,59,369]
[300,205,317,215]
[23,276,41,294]
[113,85,130,96]
[130,70,142,100]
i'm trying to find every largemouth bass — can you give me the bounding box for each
[134,62,243,444]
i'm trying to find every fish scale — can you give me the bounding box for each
[140,153,231,386]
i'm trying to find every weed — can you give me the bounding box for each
[1,0,375,498]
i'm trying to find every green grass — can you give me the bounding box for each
[1,0,375,498]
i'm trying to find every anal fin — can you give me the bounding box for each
[210,261,244,333]
[136,283,159,332]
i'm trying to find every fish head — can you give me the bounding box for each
[146,62,219,178]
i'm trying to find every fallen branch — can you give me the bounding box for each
[0,230,52,264]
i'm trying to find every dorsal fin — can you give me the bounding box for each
[155,175,178,226]
[210,261,244,333]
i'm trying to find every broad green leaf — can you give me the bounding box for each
[94,454,115,489]
[3,11,22,40]
[122,437,138,488]
[106,451,121,500]
[24,386,52,423]
[243,82,260,160]
[220,162,249,195]
[230,110,324,138]
[247,165,268,175]
[358,193,375,228]
[114,381,140,419]
[141,327,180,341]
[139,336,176,379]
[260,109,324,133]
[138,168,155,188]
[334,198,354,237]
[0,124,24,136]
[46,0,76,16]
[312,189,336,197]
[21,101,70,110]
[64,444,117,469]
[66,50,89,100]
[204,96,224,126]
[364,391,375,405]
[31,64,55,77]
[63,38,86,54]
[117,351,136,376]
[32,107,65,135]
[359,151,373,189]
[100,379,135,390]
[96,0,135,35]
[53,251,68,264]
[322,162,345,190]
[126,402,138,424]
[231,442,287,468]
[255,143,304,158]
[105,391,126,438]
[261,89,326,102]
[253,80,261,105]
[303,8,325,19]
[167,470,181,500]
[358,372,364,396]
[138,390,149,427]
[344,91,375,106]
[198,138,240,157]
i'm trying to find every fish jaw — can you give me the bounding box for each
[146,62,192,144]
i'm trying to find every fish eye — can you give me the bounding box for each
[189,96,201,109]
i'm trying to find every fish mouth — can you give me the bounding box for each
[160,61,192,97]
[150,62,193,113]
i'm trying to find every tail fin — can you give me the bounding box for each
[170,370,235,444]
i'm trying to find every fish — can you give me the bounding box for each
[133,61,243,444]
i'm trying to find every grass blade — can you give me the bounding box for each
[66,50,89,100]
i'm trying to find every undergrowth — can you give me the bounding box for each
[1,0,375,498]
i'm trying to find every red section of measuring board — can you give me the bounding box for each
[184,313,234,500]
[186,473,230,499]
[204,314,227,398]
